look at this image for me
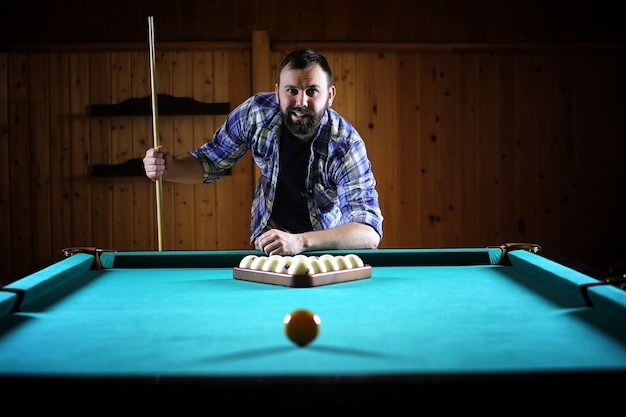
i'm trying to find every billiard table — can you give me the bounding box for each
[1,244,625,411]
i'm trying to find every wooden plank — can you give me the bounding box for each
[416,53,439,247]
[572,53,617,260]
[495,53,516,243]
[456,53,481,246]
[532,54,557,251]
[110,51,134,251]
[49,52,73,256]
[89,52,113,250]
[27,53,52,264]
[476,53,501,245]
[395,53,420,247]
[130,50,154,251]
[332,51,357,123]
[251,31,271,185]
[513,54,537,247]
[251,31,272,92]
[8,53,33,273]
[213,51,235,248]
[355,53,379,189]
[229,50,253,249]
[375,52,399,246]
[552,53,578,257]
[434,53,460,247]
[192,50,218,250]
[0,52,10,278]
[171,50,196,249]
[69,52,92,248]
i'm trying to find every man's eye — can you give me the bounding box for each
[306,89,318,97]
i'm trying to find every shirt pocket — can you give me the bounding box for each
[313,183,337,213]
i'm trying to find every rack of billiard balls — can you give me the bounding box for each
[237,253,365,274]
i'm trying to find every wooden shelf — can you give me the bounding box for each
[91,159,146,177]
[88,94,229,116]
[91,158,231,177]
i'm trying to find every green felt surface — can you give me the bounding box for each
[0,249,625,378]
[0,292,16,316]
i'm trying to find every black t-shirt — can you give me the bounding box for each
[270,130,313,233]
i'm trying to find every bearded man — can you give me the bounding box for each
[143,49,383,255]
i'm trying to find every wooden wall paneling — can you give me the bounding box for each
[9,53,33,273]
[416,53,440,247]
[192,50,218,250]
[548,51,587,256]
[252,31,271,92]
[576,53,608,257]
[354,52,380,229]
[596,52,625,254]
[323,1,353,41]
[395,53,420,247]
[476,53,502,245]
[49,53,73,256]
[171,50,196,249]
[600,54,626,253]
[494,53,517,244]
[130,50,155,251]
[613,55,626,256]
[569,53,596,259]
[551,53,578,258]
[28,53,52,263]
[69,52,92,249]
[89,52,113,250]
[531,53,558,252]
[434,53,461,247]
[229,50,254,249]
[213,51,236,248]
[375,53,400,246]
[110,51,134,250]
[512,53,537,247]
[0,52,10,280]
[251,30,271,186]
[331,52,357,124]
[154,50,175,251]
[573,53,619,258]
[456,53,481,247]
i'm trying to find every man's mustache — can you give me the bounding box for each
[288,106,314,117]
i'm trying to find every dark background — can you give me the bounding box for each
[2,0,625,45]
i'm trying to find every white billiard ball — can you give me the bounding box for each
[335,255,352,270]
[262,256,287,273]
[287,259,311,275]
[345,254,365,268]
[249,256,269,270]
[238,254,258,269]
[320,255,340,271]
[308,258,328,274]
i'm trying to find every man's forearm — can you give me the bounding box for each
[299,222,380,252]
[163,153,205,184]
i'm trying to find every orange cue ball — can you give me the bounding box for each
[283,309,321,347]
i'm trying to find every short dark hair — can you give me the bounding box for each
[277,49,332,87]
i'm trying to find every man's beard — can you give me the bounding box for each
[282,105,325,138]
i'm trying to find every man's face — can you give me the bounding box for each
[275,63,336,141]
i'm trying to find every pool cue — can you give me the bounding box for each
[148,16,165,251]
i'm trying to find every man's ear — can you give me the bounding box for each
[328,85,336,107]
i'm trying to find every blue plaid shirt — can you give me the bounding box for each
[189,92,383,243]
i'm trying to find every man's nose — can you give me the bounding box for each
[296,91,308,107]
